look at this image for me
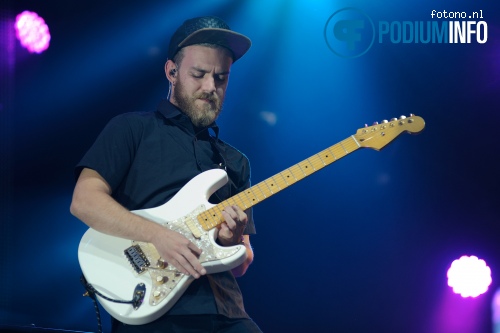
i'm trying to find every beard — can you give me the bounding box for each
[173,78,224,128]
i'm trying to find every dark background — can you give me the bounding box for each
[1,0,499,332]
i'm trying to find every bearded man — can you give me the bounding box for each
[71,16,262,333]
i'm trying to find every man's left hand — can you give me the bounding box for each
[218,205,247,246]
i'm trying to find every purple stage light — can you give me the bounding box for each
[447,255,492,298]
[493,288,500,333]
[15,11,51,54]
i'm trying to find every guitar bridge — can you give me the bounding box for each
[124,245,150,274]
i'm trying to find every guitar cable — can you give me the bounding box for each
[81,274,145,333]
[80,275,104,333]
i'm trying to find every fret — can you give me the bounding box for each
[263,179,276,195]
[278,172,291,187]
[280,169,297,184]
[269,176,282,191]
[316,152,328,166]
[339,141,349,154]
[232,193,248,209]
[296,162,309,178]
[244,188,260,205]
[198,207,219,228]
[332,143,348,158]
[225,197,237,207]
[310,154,329,170]
[325,147,337,163]
[288,166,305,182]
[239,189,253,209]
[306,158,317,171]
[255,182,268,200]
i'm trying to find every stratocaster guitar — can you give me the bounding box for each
[78,115,425,325]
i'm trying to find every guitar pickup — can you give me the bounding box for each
[124,245,150,274]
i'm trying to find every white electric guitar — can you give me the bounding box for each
[78,115,425,325]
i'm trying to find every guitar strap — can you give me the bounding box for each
[207,134,233,203]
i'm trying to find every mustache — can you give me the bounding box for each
[195,92,219,104]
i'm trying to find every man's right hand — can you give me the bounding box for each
[151,228,207,279]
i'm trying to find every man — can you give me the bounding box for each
[71,16,262,332]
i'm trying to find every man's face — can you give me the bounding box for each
[171,45,233,127]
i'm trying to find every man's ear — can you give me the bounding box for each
[165,60,177,83]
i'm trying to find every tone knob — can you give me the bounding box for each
[156,275,167,284]
[157,259,167,269]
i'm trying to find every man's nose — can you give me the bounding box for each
[201,76,216,93]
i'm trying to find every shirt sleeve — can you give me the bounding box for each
[75,114,140,192]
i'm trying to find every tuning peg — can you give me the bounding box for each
[365,124,369,127]
[381,120,388,123]
[409,113,415,117]
[373,121,379,125]
[400,115,406,119]
[390,118,397,121]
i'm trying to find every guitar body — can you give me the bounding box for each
[78,169,248,325]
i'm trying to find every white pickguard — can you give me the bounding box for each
[78,169,248,325]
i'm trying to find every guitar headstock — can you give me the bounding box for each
[354,114,425,150]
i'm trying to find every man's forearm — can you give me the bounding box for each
[231,235,254,277]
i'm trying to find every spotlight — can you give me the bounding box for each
[447,255,492,298]
[15,11,51,53]
[493,288,500,333]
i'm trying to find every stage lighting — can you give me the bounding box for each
[447,255,492,298]
[15,11,51,53]
[493,288,500,333]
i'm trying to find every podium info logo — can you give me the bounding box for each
[324,7,488,58]
[324,7,375,58]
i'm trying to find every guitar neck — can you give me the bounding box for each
[197,135,361,230]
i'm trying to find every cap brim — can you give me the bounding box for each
[178,28,251,62]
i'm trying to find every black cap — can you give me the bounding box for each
[168,16,251,62]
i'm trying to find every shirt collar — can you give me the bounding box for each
[157,99,220,138]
